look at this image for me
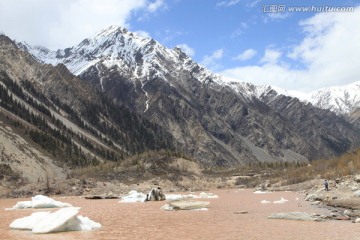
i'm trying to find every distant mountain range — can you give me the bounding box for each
[1,26,360,183]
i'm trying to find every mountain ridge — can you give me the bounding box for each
[14,26,360,166]
[17,26,360,117]
[0,25,359,182]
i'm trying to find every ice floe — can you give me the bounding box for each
[253,190,271,194]
[6,195,72,210]
[273,197,289,204]
[119,190,219,203]
[10,207,101,234]
[161,201,210,211]
[119,190,147,203]
[165,192,219,201]
[261,197,289,204]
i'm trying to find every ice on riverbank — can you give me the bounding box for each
[6,195,72,210]
[10,207,101,233]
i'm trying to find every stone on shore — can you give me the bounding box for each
[304,194,325,202]
[268,212,322,221]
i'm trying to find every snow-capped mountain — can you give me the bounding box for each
[13,26,360,166]
[228,80,360,116]
[306,81,360,115]
[19,25,360,117]
[19,25,221,84]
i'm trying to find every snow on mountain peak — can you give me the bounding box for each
[307,80,360,115]
[21,25,222,86]
[17,25,360,116]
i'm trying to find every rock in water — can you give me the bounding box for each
[145,187,166,201]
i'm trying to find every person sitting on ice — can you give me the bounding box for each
[145,187,166,201]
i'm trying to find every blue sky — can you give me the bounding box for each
[0,0,359,92]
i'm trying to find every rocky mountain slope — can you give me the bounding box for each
[0,34,176,184]
[16,26,360,167]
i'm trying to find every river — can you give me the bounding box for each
[1,189,360,239]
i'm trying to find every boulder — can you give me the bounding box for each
[335,215,351,221]
[304,194,325,202]
[354,175,360,183]
[354,190,360,197]
[145,187,166,201]
[335,178,342,184]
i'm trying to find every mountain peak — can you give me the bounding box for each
[95,25,124,38]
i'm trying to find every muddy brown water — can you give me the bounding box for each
[1,189,360,240]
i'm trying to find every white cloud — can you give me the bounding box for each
[176,43,195,57]
[246,0,261,8]
[216,0,240,7]
[233,49,257,61]
[260,49,282,64]
[201,49,224,71]
[147,0,165,13]
[135,30,151,39]
[220,7,360,92]
[0,0,164,49]
[267,13,290,21]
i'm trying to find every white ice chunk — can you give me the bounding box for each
[10,212,51,230]
[77,216,102,231]
[10,207,101,234]
[161,201,210,211]
[31,195,73,208]
[254,191,271,194]
[7,195,72,210]
[32,207,81,233]
[165,192,218,201]
[261,200,271,204]
[197,192,219,199]
[273,197,289,204]
[119,190,146,203]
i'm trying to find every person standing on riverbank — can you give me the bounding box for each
[324,179,329,191]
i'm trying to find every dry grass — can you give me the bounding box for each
[71,150,200,182]
[237,148,360,186]
[71,148,360,189]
